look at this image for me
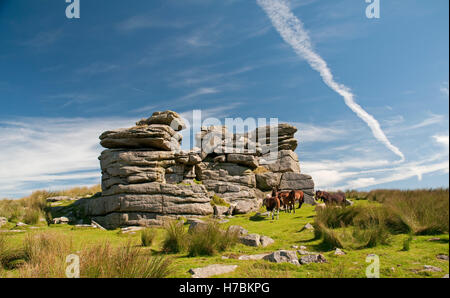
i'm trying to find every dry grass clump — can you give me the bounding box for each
[188,222,239,256]
[141,228,157,247]
[19,232,73,278]
[162,221,189,253]
[314,189,449,249]
[13,232,172,278]
[80,241,172,278]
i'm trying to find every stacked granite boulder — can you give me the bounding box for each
[82,110,315,229]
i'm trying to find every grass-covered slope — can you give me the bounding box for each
[0,188,448,278]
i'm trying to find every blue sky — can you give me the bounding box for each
[0,0,448,198]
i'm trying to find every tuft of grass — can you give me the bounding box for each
[19,232,73,278]
[80,241,172,278]
[402,235,413,251]
[383,194,449,235]
[141,228,157,247]
[210,195,230,207]
[162,221,188,253]
[253,166,270,174]
[187,222,239,257]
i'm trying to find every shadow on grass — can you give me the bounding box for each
[249,214,268,222]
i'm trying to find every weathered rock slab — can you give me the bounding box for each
[189,264,238,278]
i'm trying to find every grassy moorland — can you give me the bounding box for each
[0,187,448,278]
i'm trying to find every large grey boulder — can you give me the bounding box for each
[260,235,275,247]
[228,225,248,236]
[188,219,208,232]
[260,150,300,173]
[263,250,299,265]
[100,125,181,151]
[299,254,327,265]
[213,205,229,216]
[255,172,282,191]
[189,264,238,278]
[239,234,261,247]
[279,172,314,189]
[137,110,186,131]
[227,154,259,169]
[233,200,260,214]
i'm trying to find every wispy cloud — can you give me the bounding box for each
[0,117,136,198]
[117,15,190,32]
[21,29,62,48]
[75,62,119,76]
[257,0,405,161]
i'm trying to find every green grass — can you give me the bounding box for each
[1,192,448,278]
[210,195,230,207]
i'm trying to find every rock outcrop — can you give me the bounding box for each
[82,110,315,229]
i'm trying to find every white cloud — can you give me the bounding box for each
[290,122,348,143]
[257,0,405,161]
[0,117,135,198]
[433,134,449,147]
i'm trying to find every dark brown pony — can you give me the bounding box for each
[315,190,346,206]
[272,188,291,213]
[263,193,280,220]
[288,190,305,212]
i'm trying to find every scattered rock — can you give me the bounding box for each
[299,254,327,265]
[299,246,307,250]
[52,217,69,224]
[303,223,314,231]
[427,237,442,242]
[239,234,261,247]
[189,264,238,278]
[213,205,229,217]
[0,230,26,233]
[238,253,271,260]
[443,274,449,278]
[297,250,312,255]
[437,255,449,261]
[121,226,145,233]
[75,224,95,228]
[263,250,299,265]
[334,248,346,256]
[15,222,27,227]
[188,219,208,232]
[291,245,299,249]
[0,217,7,227]
[219,219,229,224]
[260,235,275,247]
[422,265,442,272]
[228,225,248,236]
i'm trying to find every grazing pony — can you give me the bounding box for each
[288,190,305,212]
[263,194,280,220]
[272,187,291,213]
[315,190,347,206]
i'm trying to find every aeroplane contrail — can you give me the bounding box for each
[257,0,405,162]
